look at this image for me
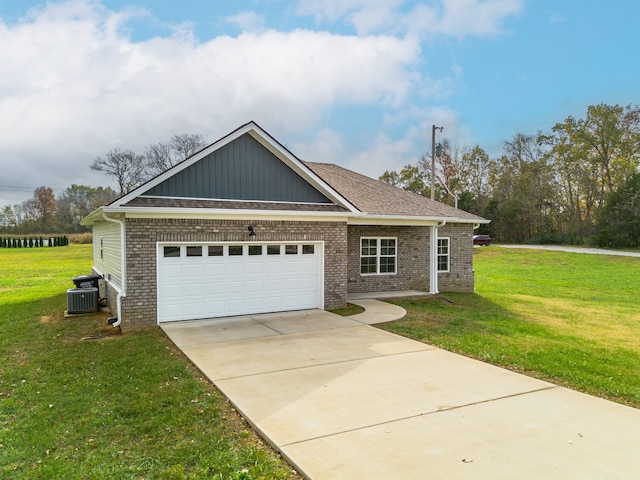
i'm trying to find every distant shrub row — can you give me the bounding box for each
[0,236,69,248]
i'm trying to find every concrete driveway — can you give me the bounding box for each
[162,304,640,479]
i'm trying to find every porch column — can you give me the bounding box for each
[429,224,439,294]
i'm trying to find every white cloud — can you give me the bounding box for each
[0,0,426,205]
[297,0,404,35]
[0,0,525,207]
[436,0,524,37]
[292,116,454,180]
[297,0,524,37]
[226,11,266,33]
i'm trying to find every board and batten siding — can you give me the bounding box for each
[92,221,123,289]
[142,133,332,204]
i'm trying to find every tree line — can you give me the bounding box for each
[1,133,206,234]
[380,104,640,248]
[5,114,638,247]
[0,236,69,248]
[0,185,118,234]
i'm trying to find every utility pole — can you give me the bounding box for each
[431,125,444,201]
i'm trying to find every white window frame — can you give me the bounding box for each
[437,237,450,273]
[360,237,397,275]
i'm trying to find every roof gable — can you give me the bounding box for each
[110,121,358,212]
[84,121,487,225]
[143,133,331,203]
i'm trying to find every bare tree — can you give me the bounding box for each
[91,149,147,195]
[145,133,206,176]
[171,133,206,159]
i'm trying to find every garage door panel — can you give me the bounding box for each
[158,243,322,323]
[226,298,248,314]
[182,264,204,278]
[225,262,247,275]
[225,280,245,294]
[263,279,282,292]
[162,264,184,279]
[183,303,204,317]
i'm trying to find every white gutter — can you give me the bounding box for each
[429,220,447,294]
[97,205,489,225]
[102,212,126,328]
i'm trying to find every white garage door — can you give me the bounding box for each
[157,242,323,323]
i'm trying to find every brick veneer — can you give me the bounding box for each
[347,225,430,293]
[119,218,348,332]
[436,223,475,292]
[346,223,475,294]
[109,218,474,332]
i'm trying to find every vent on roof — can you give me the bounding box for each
[67,288,98,314]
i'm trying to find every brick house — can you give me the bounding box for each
[82,121,488,332]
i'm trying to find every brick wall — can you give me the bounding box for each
[347,225,431,293]
[346,223,475,295]
[119,218,348,332]
[437,223,475,292]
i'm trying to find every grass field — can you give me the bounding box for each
[380,247,640,408]
[3,244,638,478]
[0,245,300,479]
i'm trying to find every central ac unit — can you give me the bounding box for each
[67,288,99,314]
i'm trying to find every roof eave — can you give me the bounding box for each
[347,214,490,226]
[82,205,489,226]
[80,207,104,226]
[94,205,352,220]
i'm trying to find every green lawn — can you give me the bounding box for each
[380,247,640,408]
[0,245,300,479]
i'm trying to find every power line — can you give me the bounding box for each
[0,185,66,192]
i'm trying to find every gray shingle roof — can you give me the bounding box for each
[304,161,487,222]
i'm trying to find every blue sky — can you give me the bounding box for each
[1,0,639,206]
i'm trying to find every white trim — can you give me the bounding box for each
[348,215,488,226]
[360,236,397,276]
[122,208,350,222]
[83,204,486,228]
[437,237,451,273]
[429,221,446,294]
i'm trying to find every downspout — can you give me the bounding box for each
[429,220,447,294]
[103,212,126,327]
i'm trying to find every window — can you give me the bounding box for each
[285,245,298,255]
[163,246,181,258]
[267,245,281,255]
[228,245,243,256]
[437,237,450,272]
[208,245,223,256]
[186,246,202,257]
[360,237,396,275]
[100,238,104,260]
[248,245,263,255]
[302,244,315,255]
